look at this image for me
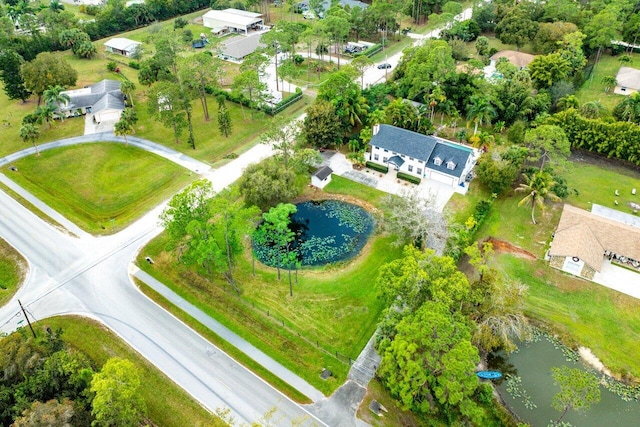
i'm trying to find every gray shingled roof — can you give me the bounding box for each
[92,92,125,114]
[221,33,265,59]
[60,79,123,112]
[369,124,472,178]
[387,155,404,168]
[313,166,333,180]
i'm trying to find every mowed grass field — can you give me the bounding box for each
[40,316,218,427]
[0,238,26,306]
[3,143,194,234]
[137,179,403,396]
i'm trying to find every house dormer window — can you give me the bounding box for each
[446,161,456,170]
[433,157,442,166]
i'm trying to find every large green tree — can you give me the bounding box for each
[21,52,77,104]
[90,358,146,427]
[523,124,571,171]
[303,99,342,149]
[317,70,368,133]
[377,300,482,422]
[261,116,301,169]
[239,157,301,210]
[377,245,471,313]
[495,7,539,50]
[20,123,41,155]
[528,52,572,89]
[257,203,297,287]
[551,366,600,426]
[180,52,220,122]
[0,50,31,102]
[147,81,188,144]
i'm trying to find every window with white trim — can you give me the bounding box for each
[374,154,379,161]
[383,157,388,163]
[417,168,422,175]
[408,165,413,172]
[433,157,442,166]
[447,161,456,170]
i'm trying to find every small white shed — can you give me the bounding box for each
[311,166,333,189]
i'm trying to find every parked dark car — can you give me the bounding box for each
[377,63,392,69]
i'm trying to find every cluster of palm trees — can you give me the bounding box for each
[19,85,70,155]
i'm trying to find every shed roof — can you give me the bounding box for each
[220,33,265,59]
[104,37,141,52]
[313,166,333,180]
[549,204,640,272]
[490,50,535,68]
[203,8,263,27]
[615,66,640,90]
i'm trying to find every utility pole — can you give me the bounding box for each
[18,300,36,338]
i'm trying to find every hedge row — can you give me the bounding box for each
[397,171,421,184]
[205,86,302,116]
[366,161,388,173]
[550,109,640,165]
[354,44,382,58]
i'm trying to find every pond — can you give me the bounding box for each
[492,334,640,426]
[254,200,375,267]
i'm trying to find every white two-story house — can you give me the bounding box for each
[368,124,479,189]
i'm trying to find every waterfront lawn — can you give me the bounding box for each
[4,143,194,234]
[0,238,26,305]
[136,179,403,396]
[41,316,218,427]
[497,255,640,380]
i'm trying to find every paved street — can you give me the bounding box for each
[0,134,325,426]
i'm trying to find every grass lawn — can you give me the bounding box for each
[497,254,640,381]
[3,143,194,234]
[565,157,640,213]
[136,179,403,396]
[40,316,218,427]
[0,238,26,306]
[323,174,389,207]
[574,53,636,111]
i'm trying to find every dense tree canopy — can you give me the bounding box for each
[21,52,77,104]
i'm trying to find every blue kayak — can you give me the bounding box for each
[477,370,502,380]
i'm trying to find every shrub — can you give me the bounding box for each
[106,61,117,72]
[128,61,140,70]
[366,161,388,173]
[397,172,421,184]
[174,17,188,29]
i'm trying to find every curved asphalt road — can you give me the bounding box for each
[0,132,326,426]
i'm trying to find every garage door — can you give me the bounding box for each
[429,171,454,186]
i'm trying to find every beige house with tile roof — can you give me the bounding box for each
[548,204,640,279]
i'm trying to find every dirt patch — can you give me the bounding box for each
[485,237,537,260]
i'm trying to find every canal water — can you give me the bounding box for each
[494,337,640,426]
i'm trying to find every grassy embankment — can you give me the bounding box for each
[136,176,403,396]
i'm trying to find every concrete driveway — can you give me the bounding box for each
[593,259,640,299]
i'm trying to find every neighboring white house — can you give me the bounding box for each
[548,204,640,280]
[202,9,264,35]
[311,166,333,189]
[104,37,142,57]
[218,33,266,62]
[368,124,479,189]
[57,80,125,124]
[614,66,640,96]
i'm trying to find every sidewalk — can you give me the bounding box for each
[133,268,325,403]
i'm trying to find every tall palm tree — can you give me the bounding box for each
[43,85,70,121]
[466,94,496,135]
[618,92,640,123]
[35,104,56,128]
[120,80,136,108]
[516,171,560,225]
[113,114,133,146]
[556,95,580,111]
[20,123,41,155]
